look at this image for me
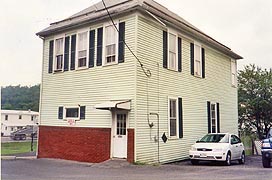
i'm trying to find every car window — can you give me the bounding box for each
[231,135,241,144]
[198,134,228,143]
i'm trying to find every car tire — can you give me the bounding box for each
[191,159,199,165]
[262,156,271,168]
[238,151,245,164]
[225,152,231,166]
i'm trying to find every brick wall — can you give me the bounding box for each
[38,126,111,163]
[127,128,135,163]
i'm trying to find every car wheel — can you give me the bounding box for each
[225,152,231,166]
[262,156,271,168]
[191,159,199,165]
[238,151,245,164]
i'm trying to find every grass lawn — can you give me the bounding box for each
[1,141,37,155]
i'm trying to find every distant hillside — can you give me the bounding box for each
[1,85,40,112]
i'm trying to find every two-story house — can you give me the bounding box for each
[36,0,242,164]
[1,110,39,136]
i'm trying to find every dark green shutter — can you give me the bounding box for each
[207,101,211,133]
[178,37,182,72]
[118,22,125,63]
[64,36,70,71]
[70,35,76,70]
[58,107,63,120]
[216,103,220,133]
[89,30,95,68]
[202,48,205,78]
[178,98,183,138]
[48,40,54,73]
[80,106,86,120]
[163,31,168,68]
[190,43,194,75]
[97,27,103,66]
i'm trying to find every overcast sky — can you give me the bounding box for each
[1,0,272,86]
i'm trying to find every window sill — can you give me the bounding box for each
[103,62,118,67]
[53,69,63,73]
[193,74,203,79]
[76,66,88,71]
[168,136,180,140]
[167,68,178,72]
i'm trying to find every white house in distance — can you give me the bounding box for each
[36,0,242,164]
[1,110,39,136]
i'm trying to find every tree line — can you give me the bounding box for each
[1,84,40,112]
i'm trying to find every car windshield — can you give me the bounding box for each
[197,134,229,143]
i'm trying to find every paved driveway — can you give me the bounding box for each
[1,156,271,180]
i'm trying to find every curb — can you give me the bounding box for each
[1,156,37,160]
[1,156,16,160]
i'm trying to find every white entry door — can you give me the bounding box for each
[113,113,127,158]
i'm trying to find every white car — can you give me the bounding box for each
[189,133,245,166]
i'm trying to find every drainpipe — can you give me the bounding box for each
[149,112,159,163]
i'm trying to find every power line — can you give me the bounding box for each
[101,0,151,78]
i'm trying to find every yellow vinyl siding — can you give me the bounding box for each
[135,14,238,163]
[40,15,137,129]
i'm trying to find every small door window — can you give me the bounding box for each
[117,114,126,135]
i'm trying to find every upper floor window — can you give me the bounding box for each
[55,38,64,71]
[231,60,237,87]
[104,24,118,64]
[168,33,177,70]
[19,115,22,120]
[194,43,202,77]
[77,31,88,68]
[5,115,8,121]
[190,42,205,78]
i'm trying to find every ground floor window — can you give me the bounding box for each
[208,102,220,133]
[169,98,178,137]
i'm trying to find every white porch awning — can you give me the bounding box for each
[94,100,131,111]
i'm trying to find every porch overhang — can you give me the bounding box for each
[94,100,131,111]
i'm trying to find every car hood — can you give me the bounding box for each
[193,143,229,149]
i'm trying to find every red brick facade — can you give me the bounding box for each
[127,129,135,163]
[38,126,111,163]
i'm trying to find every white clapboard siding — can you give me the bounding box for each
[135,15,238,163]
[40,15,137,129]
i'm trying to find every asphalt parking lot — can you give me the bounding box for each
[1,156,271,180]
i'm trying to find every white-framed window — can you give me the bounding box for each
[231,59,237,87]
[19,115,22,120]
[168,97,179,137]
[104,23,118,65]
[77,31,88,69]
[168,32,177,70]
[65,106,80,120]
[5,115,8,121]
[54,37,64,71]
[211,103,217,133]
[194,42,202,77]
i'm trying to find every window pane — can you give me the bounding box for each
[106,45,116,56]
[170,99,176,118]
[66,108,79,118]
[56,38,63,55]
[78,32,88,51]
[195,44,200,60]
[105,25,116,45]
[169,52,176,70]
[195,60,201,76]
[170,119,177,136]
[169,33,176,52]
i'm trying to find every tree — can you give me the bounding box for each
[1,84,40,112]
[238,64,272,139]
